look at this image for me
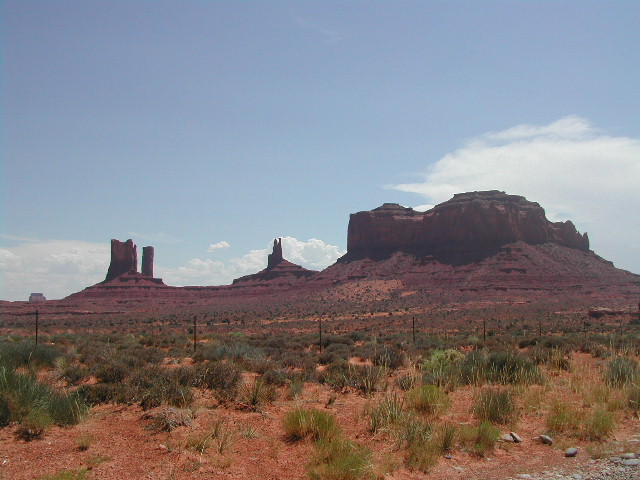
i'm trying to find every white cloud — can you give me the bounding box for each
[0,240,109,301]
[160,237,346,287]
[207,241,231,252]
[0,236,345,300]
[389,115,640,273]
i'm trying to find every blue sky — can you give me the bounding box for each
[2,1,639,300]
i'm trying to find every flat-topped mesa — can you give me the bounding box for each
[342,191,590,264]
[105,239,138,282]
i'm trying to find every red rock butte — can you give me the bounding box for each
[63,191,639,304]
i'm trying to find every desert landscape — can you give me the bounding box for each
[1,191,639,480]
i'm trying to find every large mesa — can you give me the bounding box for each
[342,190,590,264]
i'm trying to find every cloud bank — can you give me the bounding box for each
[158,236,346,286]
[0,237,345,301]
[389,115,640,273]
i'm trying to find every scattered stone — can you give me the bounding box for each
[610,457,622,463]
[622,459,640,466]
[621,453,637,460]
[501,434,516,442]
[539,435,553,445]
[516,474,532,479]
[444,454,452,459]
[510,431,523,443]
[572,474,582,479]
[453,466,464,472]
[565,448,578,457]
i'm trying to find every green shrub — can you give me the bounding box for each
[583,409,615,440]
[485,352,542,385]
[407,385,449,417]
[241,377,277,411]
[627,377,640,411]
[308,437,375,480]
[369,394,404,433]
[322,361,383,395]
[373,347,405,370]
[283,408,341,442]
[605,356,639,388]
[546,401,582,434]
[196,361,242,401]
[395,373,417,391]
[421,349,464,388]
[472,388,518,424]
[0,366,88,433]
[458,421,500,457]
[0,342,64,370]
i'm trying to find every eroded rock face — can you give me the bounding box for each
[343,191,590,264]
[141,246,154,277]
[233,237,316,284]
[267,238,283,269]
[105,239,138,282]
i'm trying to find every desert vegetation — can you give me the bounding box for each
[0,307,638,479]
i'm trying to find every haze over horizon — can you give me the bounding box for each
[2,1,639,301]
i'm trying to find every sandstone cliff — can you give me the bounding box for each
[343,191,589,264]
[105,239,138,282]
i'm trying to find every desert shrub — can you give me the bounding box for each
[604,356,639,388]
[58,363,90,386]
[77,382,134,405]
[393,375,413,393]
[308,437,375,480]
[627,377,640,411]
[0,342,64,370]
[459,350,487,385]
[583,409,615,440]
[485,352,542,385]
[283,408,341,442]
[368,394,405,433]
[262,368,289,386]
[421,349,464,384]
[319,344,351,365]
[322,361,383,395]
[93,359,128,383]
[373,347,405,370]
[472,387,518,424]
[195,361,242,401]
[241,377,277,410]
[0,366,87,435]
[458,421,500,457]
[407,385,449,417]
[546,401,583,434]
[186,418,234,454]
[169,366,197,387]
[149,407,193,432]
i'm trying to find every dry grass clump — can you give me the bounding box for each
[472,387,518,425]
[283,408,341,442]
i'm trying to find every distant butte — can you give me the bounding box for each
[63,191,640,304]
[232,238,317,284]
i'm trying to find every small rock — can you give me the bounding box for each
[621,453,637,460]
[516,474,532,479]
[610,457,622,463]
[539,435,553,445]
[622,459,640,466]
[453,466,464,472]
[572,474,582,479]
[510,432,523,443]
[158,444,168,451]
[565,448,578,457]
[501,434,515,442]
[444,454,452,459]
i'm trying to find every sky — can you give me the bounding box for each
[2,1,639,301]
